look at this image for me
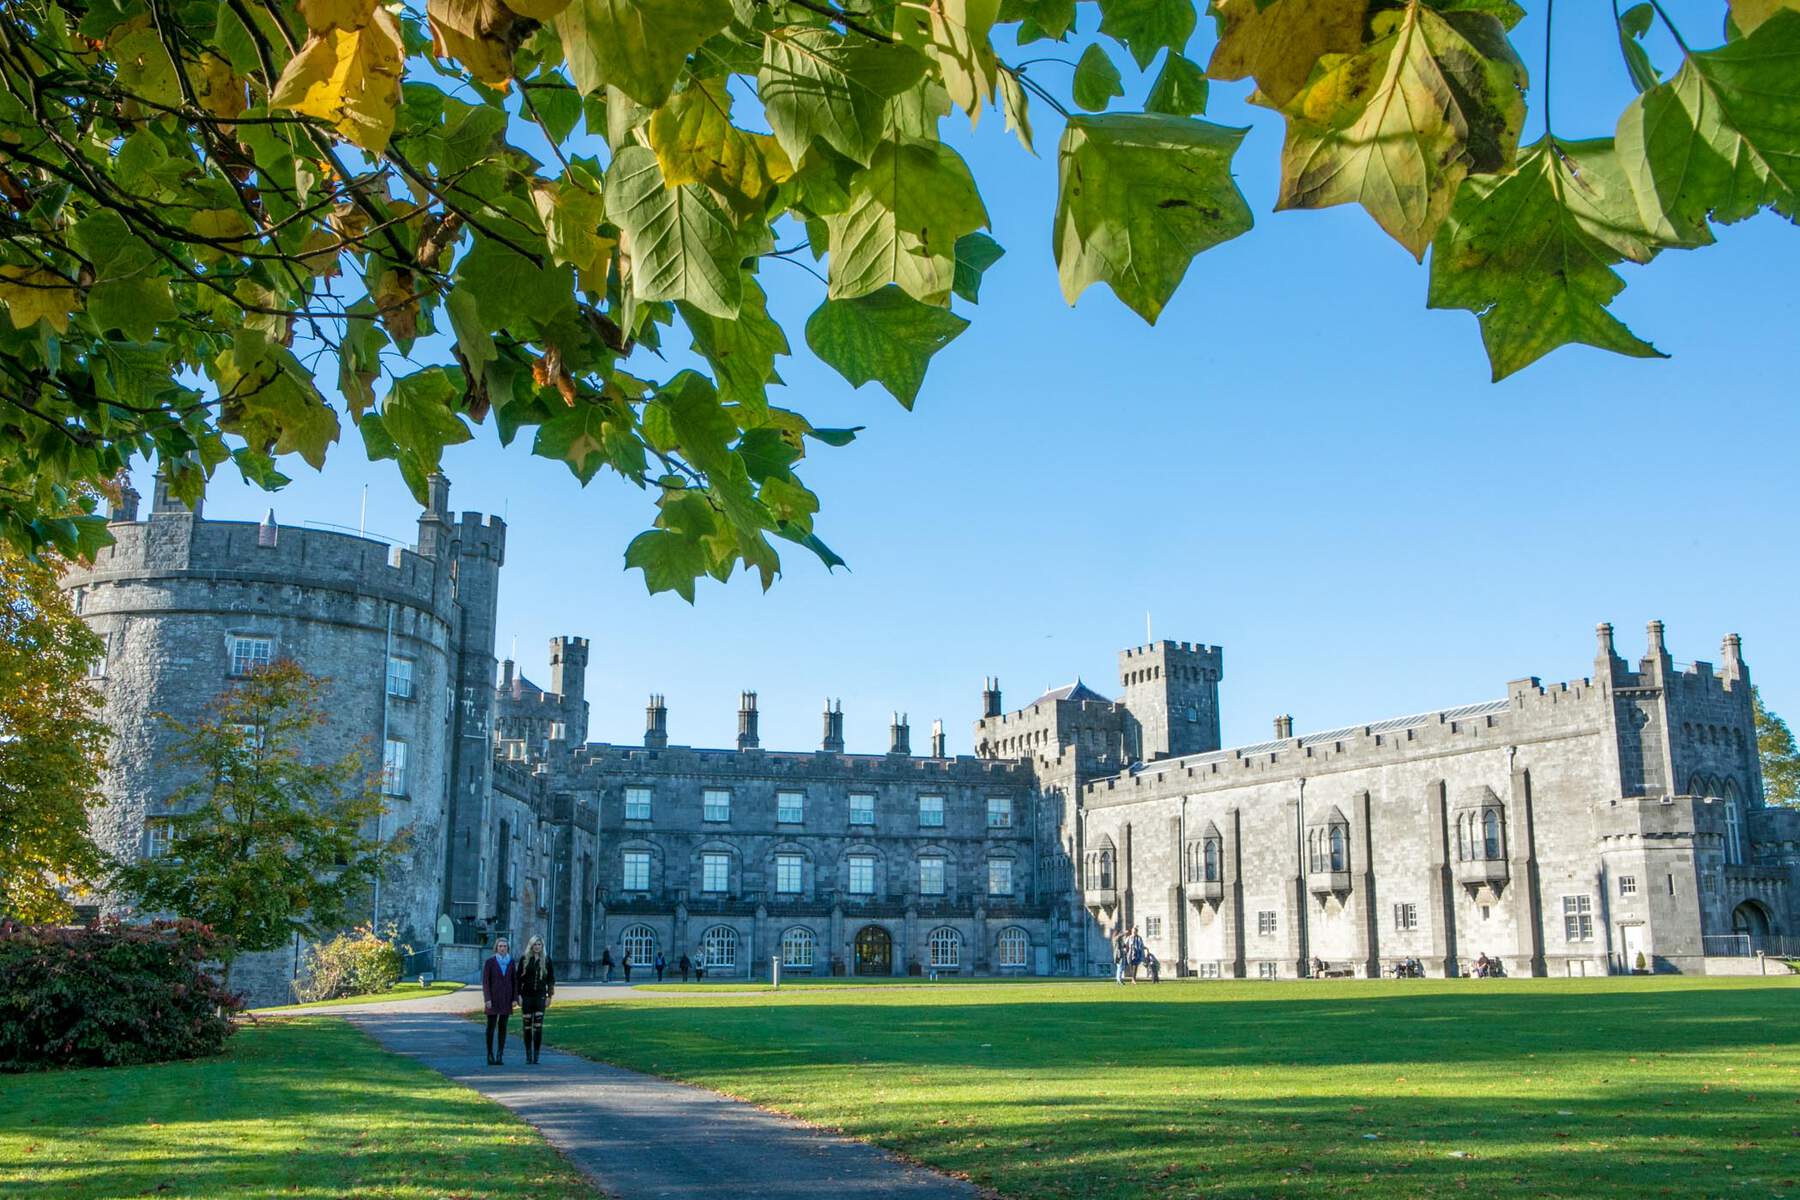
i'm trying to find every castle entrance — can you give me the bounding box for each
[854,925,892,975]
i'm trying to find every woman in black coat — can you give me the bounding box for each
[517,935,556,1064]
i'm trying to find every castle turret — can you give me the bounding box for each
[1274,714,1294,740]
[1118,639,1223,761]
[737,691,760,751]
[257,509,278,548]
[1642,619,1672,680]
[548,636,589,744]
[821,699,845,753]
[110,474,140,523]
[1721,633,1747,684]
[889,712,910,756]
[645,694,668,749]
[416,471,455,560]
[983,677,1002,719]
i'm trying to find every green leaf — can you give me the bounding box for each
[444,288,497,388]
[805,285,970,408]
[998,66,1034,153]
[605,145,745,318]
[1096,0,1196,70]
[1055,113,1254,324]
[625,527,710,601]
[1615,10,1800,246]
[213,331,341,470]
[454,236,578,334]
[531,177,615,278]
[655,369,737,477]
[680,277,790,408]
[1427,137,1665,381]
[1615,2,1659,94]
[1731,0,1800,35]
[1144,52,1209,117]
[534,399,644,484]
[369,367,474,498]
[758,29,928,167]
[1002,0,1077,42]
[1072,44,1125,113]
[825,135,988,305]
[951,231,1005,302]
[553,0,731,105]
[1277,1,1528,259]
[69,210,175,342]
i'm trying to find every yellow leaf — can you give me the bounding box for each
[503,0,571,19]
[427,0,520,85]
[299,0,377,33]
[895,0,1000,123]
[0,267,78,333]
[196,52,247,121]
[269,8,406,152]
[1731,0,1800,33]
[372,268,419,342]
[1208,0,1369,109]
[647,77,795,220]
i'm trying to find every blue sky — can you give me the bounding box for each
[165,1,1799,756]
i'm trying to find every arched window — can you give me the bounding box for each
[1098,847,1114,889]
[996,926,1030,968]
[1724,797,1743,865]
[1329,824,1347,872]
[702,924,738,970]
[1203,839,1220,882]
[621,923,656,964]
[1482,809,1502,860]
[928,926,962,969]
[780,926,815,969]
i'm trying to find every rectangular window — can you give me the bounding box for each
[144,817,174,859]
[385,655,414,698]
[919,856,945,896]
[1393,902,1418,931]
[227,635,272,677]
[849,793,875,826]
[1667,874,1676,896]
[1257,910,1278,937]
[1197,961,1221,979]
[88,648,107,680]
[777,791,805,824]
[1258,961,1279,979]
[702,852,730,894]
[382,739,408,796]
[918,794,944,828]
[1562,894,1594,941]
[775,853,803,894]
[848,854,875,895]
[987,858,1013,896]
[624,787,652,821]
[1144,915,1162,939]
[703,789,731,822]
[623,850,650,891]
[1618,875,1638,896]
[987,797,1013,828]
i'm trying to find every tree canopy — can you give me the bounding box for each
[0,0,1794,595]
[1755,687,1799,807]
[0,547,109,921]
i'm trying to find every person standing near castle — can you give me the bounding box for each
[599,947,614,983]
[517,936,556,1065]
[481,936,518,1066]
[654,950,667,982]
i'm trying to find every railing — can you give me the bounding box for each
[1703,934,1752,957]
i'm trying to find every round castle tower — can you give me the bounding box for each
[62,473,505,1004]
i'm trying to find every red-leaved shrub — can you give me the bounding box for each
[0,917,242,1071]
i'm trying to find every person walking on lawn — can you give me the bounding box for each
[679,953,692,982]
[518,935,556,1065]
[654,950,667,982]
[481,936,518,1066]
[622,950,633,983]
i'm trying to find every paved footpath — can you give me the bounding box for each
[346,1003,978,1200]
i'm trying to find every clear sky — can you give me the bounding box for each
[157,1,1799,757]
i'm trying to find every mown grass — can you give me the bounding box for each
[635,974,1063,992]
[547,976,1800,1200]
[0,1018,596,1199]
[252,980,467,1011]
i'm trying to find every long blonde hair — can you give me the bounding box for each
[524,935,546,967]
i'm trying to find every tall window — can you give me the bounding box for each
[1096,848,1114,889]
[849,793,875,825]
[144,817,174,859]
[775,853,802,894]
[777,791,805,824]
[996,926,1029,968]
[987,858,1013,896]
[622,850,651,891]
[702,925,737,969]
[918,794,945,828]
[928,926,961,968]
[703,789,731,822]
[1144,915,1162,939]
[1203,840,1220,882]
[1724,800,1743,865]
[1393,902,1418,931]
[621,924,656,962]
[624,787,652,821]
[987,797,1013,828]
[1328,824,1347,872]
[919,855,945,896]
[1257,910,1278,936]
[781,926,816,968]
[1562,895,1594,941]
[227,635,272,677]
[382,739,408,796]
[1482,809,1502,859]
[385,655,414,699]
[702,852,731,894]
[847,854,875,895]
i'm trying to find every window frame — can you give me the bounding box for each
[1393,901,1418,931]
[381,738,408,797]
[986,796,1013,829]
[918,855,946,896]
[385,655,414,699]
[622,849,651,892]
[621,924,656,963]
[701,852,731,895]
[1561,894,1595,941]
[624,786,652,821]
[701,925,737,969]
[848,792,876,826]
[776,791,805,825]
[227,635,273,678]
[780,926,816,968]
[987,857,1014,897]
[144,816,175,859]
[927,926,961,969]
[774,852,803,895]
[1257,909,1278,937]
[996,926,1029,968]
[918,794,945,828]
[1618,875,1638,896]
[847,854,876,896]
[702,789,731,823]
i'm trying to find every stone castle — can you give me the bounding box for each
[64,480,1798,1001]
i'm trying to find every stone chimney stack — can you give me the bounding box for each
[1643,619,1671,678]
[257,509,279,547]
[737,691,760,751]
[982,677,1002,719]
[889,712,910,756]
[501,659,515,690]
[930,718,946,758]
[821,699,845,753]
[645,694,668,749]
[111,474,141,523]
[1721,633,1747,683]
[1274,714,1294,739]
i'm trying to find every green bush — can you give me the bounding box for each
[0,918,240,1072]
[294,925,407,1003]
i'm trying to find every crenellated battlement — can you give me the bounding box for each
[567,740,1035,784]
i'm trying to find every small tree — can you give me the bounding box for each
[0,547,109,921]
[113,660,400,984]
[1755,688,1800,808]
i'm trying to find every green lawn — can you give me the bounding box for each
[252,980,468,1011]
[546,976,1800,1200]
[0,1018,595,1199]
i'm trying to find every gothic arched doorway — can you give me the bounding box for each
[854,925,892,975]
[1732,901,1773,951]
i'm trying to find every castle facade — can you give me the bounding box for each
[64,483,1798,1001]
